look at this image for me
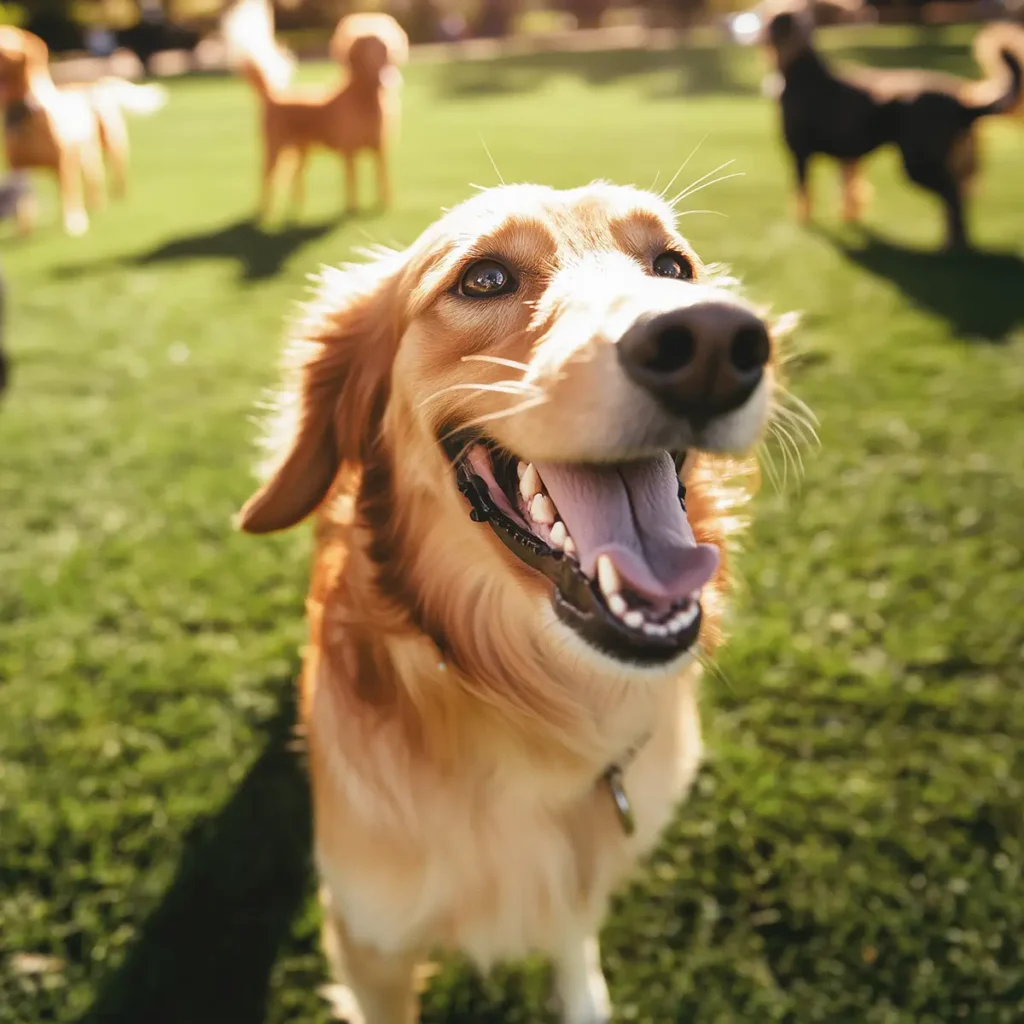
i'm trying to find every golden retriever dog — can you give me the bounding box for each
[238,181,790,1023]
[0,26,165,237]
[221,0,408,218]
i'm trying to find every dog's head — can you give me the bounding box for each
[240,183,784,675]
[330,13,409,81]
[758,0,864,69]
[0,27,48,105]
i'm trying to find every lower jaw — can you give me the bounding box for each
[552,589,703,666]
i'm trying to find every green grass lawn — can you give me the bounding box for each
[2,25,1024,1024]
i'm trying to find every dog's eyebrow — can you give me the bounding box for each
[411,217,558,306]
[609,210,684,257]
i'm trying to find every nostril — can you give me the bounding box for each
[645,325,697,374]
[730,325,771,374]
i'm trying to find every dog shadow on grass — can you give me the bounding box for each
[76,684,319,1024]
[822,227,1024,343]
[55,215,349,284]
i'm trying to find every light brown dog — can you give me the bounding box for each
[222,0,408,218]
[238,182,793,1023]
[0,26,165,237]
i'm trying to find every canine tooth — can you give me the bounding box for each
[564,537,577,558]
[549,521,567,549]
[520,464,541,500]
[607,593,628,617]
[516,462,526,480]
[530,494,556,525]
[624,610,644,629]
[596,555,621,597]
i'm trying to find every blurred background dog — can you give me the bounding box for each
[758,2,1024,248]
[0,25,165,236]
[221,0,408,218]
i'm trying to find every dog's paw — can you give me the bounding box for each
[64,210,89,237]
[561,973,612,1024]
[318,983,364,1023]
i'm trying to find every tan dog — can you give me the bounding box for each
[238,182,791,1023]
[222,0,408,218]
[0,26,165,237]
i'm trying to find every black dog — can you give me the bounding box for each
[763,10,1024,250]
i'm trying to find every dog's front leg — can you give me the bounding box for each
[555,934,612,1024]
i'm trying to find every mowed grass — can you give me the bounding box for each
[2,25,1024,1024]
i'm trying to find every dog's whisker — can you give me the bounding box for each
[758,439,785,494]
[458,395,550,431]
[478,134,506,186]
[658,132,710,200]
[416,381,540,411]
[461,354,533,373]
[669,158,735,202]
[669,172,745,208]
[675,208,728,219]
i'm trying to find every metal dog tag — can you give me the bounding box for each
[604,766,635,837]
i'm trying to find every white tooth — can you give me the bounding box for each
[516,462,526,480]
[642,622,660,636]
[549,521,567,549]
[624,610,644,629]
[596,554,621,597]
[607,593,627,617]
[530,493,556,525]
[520,464,541,501]
[673,603,699,630]
[653,623,669,637]
[563,537,577,558]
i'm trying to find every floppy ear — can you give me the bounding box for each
[237,250,408,534]
[0,29,49,71]
[22,31,49,71]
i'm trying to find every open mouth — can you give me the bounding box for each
[443,432,719,665]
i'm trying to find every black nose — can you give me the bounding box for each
[617,303,771,428]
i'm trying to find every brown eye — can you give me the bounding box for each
[459,259,517,298]
[652,252,694,281]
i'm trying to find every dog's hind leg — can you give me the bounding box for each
[792,152,812,223]
[57,151,88,236]
[290,147,308,217]
[374,146,391,210]
[81,139,106,211]
[903,155,969,250]
[840,160,871,223]
[555,934,612,1024]
[343,150,359,213]
[320,894,420,1024]
[96,105,129,199]
[260,140,283,220]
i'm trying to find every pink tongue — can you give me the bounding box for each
[533,454,719,605]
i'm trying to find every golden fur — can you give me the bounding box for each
[0,26,164,237]
[239,182,784,1023]
[221,0,408,217]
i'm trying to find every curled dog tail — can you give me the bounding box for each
[221,0,294,100]
[965,22,1024,121]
